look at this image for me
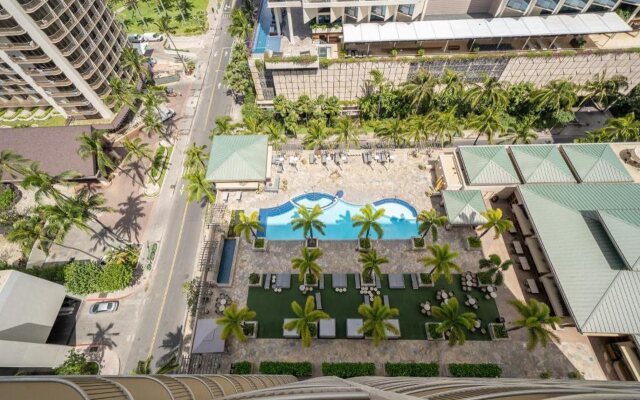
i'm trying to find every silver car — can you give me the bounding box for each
[90,301,119,314]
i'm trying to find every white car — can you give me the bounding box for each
[90,301,119,314]
[142,32,163,42]
[157,106,176,122]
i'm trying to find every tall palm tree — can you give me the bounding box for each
[358,296,400,346]
[439,69,465,104]
[402,69,438,114]
[265,122,286,147]
[7,208,53,255]
[406,116,431,148]
[303,119,330,150]
[120,47,150,81]
[21,163,77,202]
[0,150,28,179]
[122,137,153,165]
[417,209,448,242]
[77,130,115,178]
[432,298,476,346]
[295,95,314,126]
[467,109,507,145]
[210,116,236,138]
[184,143,208,171]
[155,14,187,72]
[183,170,215,203]
[69,188,114,227]
[580,72,628,111]
[106,77,138,111]
[228,9,251,40]
[501,116,539,144]
[465,76,508,110]
[216,303,257,342]
[368,69,387,117]
[419,243,461,284]
[233,211,264,242]
[429,108,463,148]
[598,112,640,142]
[478,254,512,286]
[241,116,263,135]
[283,296,329,347]
[509,299,561,351]
[352,204,385,239]
[479,208,514,239]
[291,246,323,281]
[533,79,578,112]
[133,356,179,374]
[332,117,360,150]
[290,205,325,240]
[359,249,388,282]
[374,118,405,147]
[140,91,167,115]
[142,112,165,138]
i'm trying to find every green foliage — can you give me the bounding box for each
[449,363,502,378]
[321,362,375,378]
[223,42,254,99]
[0,263,66,284]
[182,279,200,317]
[467,236,482,249]
[231,361,252,374]
[248,272,260,284]
[265,54,318,64]
[64,261,103,294]
[0,186,16,211]
[55,350,98,375]
[259,361,313,377]
[63,247,138,294]
[99,263,134,292]
[385,362,439,377]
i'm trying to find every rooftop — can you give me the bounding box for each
[442,190,488,226]
[206,135,269,183]
[561,143,634,183]
[458,146,521,186]
[509,144,576,184]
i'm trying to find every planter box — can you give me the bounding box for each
[248,273,263,288]
[488,323,509,341]
[243,321,259,339]
[465,237,483,252]
[306,238,319,249]
[358,238,372,252]
[418,273,434,288]
[305,273,319,287]
[252,238,267,252]
[360,274,376,287]
[425,323,444,341]
[411,237,426,251]
[311,26,342,34]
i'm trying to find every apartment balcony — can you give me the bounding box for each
[58,98,90,107]
[47,89,81,97]
[0,8,11,20]
[20,0,49,13]
[0,25,26,35]
[36,2,72,29]
[28,66,62,76]
[535,0,558,11]
[0,41,38,51]
[37,78,72,87]
[11,53,50,63]
[0,97,48,107]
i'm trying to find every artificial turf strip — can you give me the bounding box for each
[247,274,501,340]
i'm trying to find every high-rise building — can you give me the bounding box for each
[2,375,640,399]
[0,0,134,122]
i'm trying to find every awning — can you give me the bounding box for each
[343,12,631,44]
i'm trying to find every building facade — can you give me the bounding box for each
[0,0,134,121]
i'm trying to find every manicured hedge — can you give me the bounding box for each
[385,362,439,377]
[259,362,312,377]
[230,361,252,375]
[448,363,502,378]
[322,362,375,378]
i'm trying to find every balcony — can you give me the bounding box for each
[506,0,530,12]
[0,41,38,51]
[20,0,48,13]
[564,0,587,10]
[535,0,558,11]
[593,0,617,7]
[0,25,26,35]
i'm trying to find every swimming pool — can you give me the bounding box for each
[251,0,281,54]
[216,239,237,285]
[259,193,418,240]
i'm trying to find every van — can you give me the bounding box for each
[141,32,163,42]
[127,34,142,43]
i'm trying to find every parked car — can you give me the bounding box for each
[141,32,163,42]
[157,106,176,122]
[90,301,119,314]
[127,34,142,43]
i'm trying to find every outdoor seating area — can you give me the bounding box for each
[247,273,501,340]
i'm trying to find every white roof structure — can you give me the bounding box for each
[343,12,631,44]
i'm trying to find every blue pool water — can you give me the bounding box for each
[252,0,281,54]
[217,239,236,284]
[260,193,418,240]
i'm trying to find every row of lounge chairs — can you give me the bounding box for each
[282,318,401,339]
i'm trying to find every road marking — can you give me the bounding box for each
[146,202,189,359]
[202,46,232,126]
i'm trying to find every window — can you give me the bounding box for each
[398,4,414,15]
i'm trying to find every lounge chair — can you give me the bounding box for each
[375,275,381,289]
[364,295,370,306]
[315,292,322,310]
[411,273,419,290]
[277,163,284,173]
[319,276,324,289]
[235,191,242,201]
[223,192,229,202]
[264,273,271,290]
[347,319,364,338]
[283,318,300,338]
[309,153,316,164]
[319,319,336,338]
[383,295,390,307]
[355,274,361,289]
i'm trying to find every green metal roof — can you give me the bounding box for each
[458,146,520,185]
[509,145,576,183]
[519,183,640,335]
[597,209,640,271]
[561,144,633,183]
[206,135,268,182]
[442,190,488,225]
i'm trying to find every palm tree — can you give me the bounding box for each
[21,163,77,202]
[184,143,208,171]
[429,108,463,148]
[142,112,165,138]
[210,116,236,137]
[233,211,264,242]
[432,298,476,346]
[303,119,330,150]
[359,249,388,283]
[228,9,251,40]
[478,254,512,286]
[283,296,329,347]
[501,116,539,144]
[77,129,115,178]
[580,72,628,111]
[368,69,387,117]
[0,150,28,178]
[598,112,640,142]
[509,299,561,351]
[106,77,138,111]
[121,47,150,81]
[241,116,263,135]
[183,170,215,203]
[140,91,167,116]
[7,208,53,255]
[155,14,187,72]
[295,95,314,126]
[358,296,400,346]
[133,356,179,374]
[402,69,437,114]
[352,204,385,239]
[265,122,286,147]
[332,117,360,150]
[465,76,508,110]
[479,208,514,239]
[374,118,405,147]
[439,69,465,103]
[533,80,578,112]
[124,0,148,28]
[406,116,431,148]
[419,243,461,284]
[417,209,448,242]
[122,137,153,166]
[291,205,325,241]
[467,109,507,145]
[216,303,257,342]
[291,246,323,282]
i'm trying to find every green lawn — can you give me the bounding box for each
[113,0,209,36]
[247,274,501,340]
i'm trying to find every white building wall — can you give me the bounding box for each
[424,0,498,15]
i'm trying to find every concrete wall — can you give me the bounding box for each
[424,0,498,15]
[253,51,640,102]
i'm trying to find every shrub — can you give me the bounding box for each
[259,362,312,377]
[322,362,375,378]
[412,237,425,247]
[567,370,583,379]
[491,323,508,339]
[248,273,260,284]
[385,362,439,377]
[231,361,252,374]
[419,273,432,285]
[359,238,371,249]
[253,238,265,248]
[98,263,134,292]
[449,363,502,378]
[539,369,552,379]
[0,186,16,211]
[64,261,103,294]
[55,350,98,375]
[467,236,482,249]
